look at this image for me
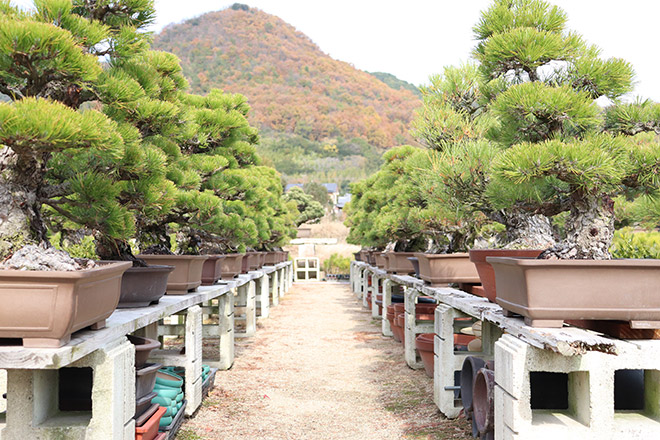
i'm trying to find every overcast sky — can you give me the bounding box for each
[11,0,660,101]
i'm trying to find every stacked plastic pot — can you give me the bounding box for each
[153,368,187,435]
[129,336,166,440]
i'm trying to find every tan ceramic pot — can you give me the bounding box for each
[385,252,416,275]
[414,253,480,286]
[220,253,244,280]
[201,255,227,286]
[138,254,208,294]
[0,261,131,347]
[489,257,660,328]
[468,249,542,302]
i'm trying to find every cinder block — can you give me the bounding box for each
[381,279,393,336]
[257,274,270,319]
[0,369,5,414]
[404,287,434,369]
[271,270,279,306]
[494,334,660,439]
[3,338,134,440]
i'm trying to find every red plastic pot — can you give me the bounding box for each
[468,249,542,302]
[135,405,166,440]
[415,333,435,378]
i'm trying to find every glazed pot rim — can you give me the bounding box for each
[486,256,660,267]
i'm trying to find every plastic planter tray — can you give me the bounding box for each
[136,363,162,400]
[135,405,167,440]
[135,403,159,428]
[160,400,187,439]
[135,391,158,420]
[128,335,161,368]
[202,367,218,398]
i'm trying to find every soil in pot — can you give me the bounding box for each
[489,257,660,328]
[0,261,131,348]
[119,265,174,308]
[137,255,208,295]
[415,253,479,286]
[201,255,226,285]
[469,249,542,303]
[415,333,435,378]
[220,253,244,280]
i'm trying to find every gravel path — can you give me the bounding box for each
[177,282,471,440]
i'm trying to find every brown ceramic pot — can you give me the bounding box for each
[128,335,161,367]
[220,253,244,280]
[489,257,660,328]
[201,255,226,286]
[119,265,174,308]
[0,261,131,348]
[137,255,208,295]
[374,252,387,269]
[243,252,261,271]
[264,251,280,265]
[415,333,435,378]
[468,249,542,302]
[414,253,480,286]
[385,252,416,275]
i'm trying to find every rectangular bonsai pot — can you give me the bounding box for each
[220,253,244,280]
[137,255,208,295]
[0,261,131,348]
[201,255,226,286]
[119,265,174,308]
[386,252,417,275]
[488,257,660,328]
[374,252,387,269]
[414,253,480,285]
[264,252,280,265]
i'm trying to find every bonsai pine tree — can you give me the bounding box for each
[0,1,140,265]
[471,0,660,259]
[284,187,324,226]
[413,63,556,249]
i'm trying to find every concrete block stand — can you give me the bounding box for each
[151,305,204,417]
[2,338,135,440]
[495,334,660,440]
[234,279,256,338]
[404,287,435,369]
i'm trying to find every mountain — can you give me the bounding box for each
[368,72,421,97]
[153,4,422,184]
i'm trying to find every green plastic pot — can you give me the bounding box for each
[155,370,183,388]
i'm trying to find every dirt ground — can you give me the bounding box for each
[176,282,472,440]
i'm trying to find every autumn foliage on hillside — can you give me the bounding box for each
[153,6,420,148]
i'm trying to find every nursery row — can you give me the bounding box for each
[352,260,660,439]
[0,260,293,440]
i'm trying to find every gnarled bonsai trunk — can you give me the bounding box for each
[503,212,556,250]
[0,147,48,260]
[540,195,614,260]
[95,236,147,266]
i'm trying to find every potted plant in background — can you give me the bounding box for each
[467,0,660,327]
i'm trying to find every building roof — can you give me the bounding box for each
[337,194,352,208]
[322,183,338,193]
